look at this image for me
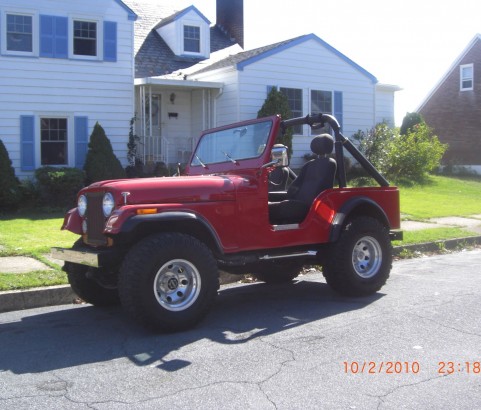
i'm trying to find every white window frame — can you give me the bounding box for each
[460,64,473,91]
[35,113,74,167]
[1,9,38,56]
[69,15,103,60]
[183,24,200,54]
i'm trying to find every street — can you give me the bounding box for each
[1,250,481,409]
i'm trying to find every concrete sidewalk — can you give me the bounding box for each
[1,215,481,313]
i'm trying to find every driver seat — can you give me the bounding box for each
[269,134,336,224]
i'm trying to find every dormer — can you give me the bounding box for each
[155,6,210,59]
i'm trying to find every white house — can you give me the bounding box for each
[0,0,136,178]
[127,0,400,169]
[1,0,399,177]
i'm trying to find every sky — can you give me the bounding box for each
[176,0,481,125]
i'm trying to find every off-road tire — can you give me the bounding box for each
[323,216,392,296]
[251,260,303,284]
[65,241,120,306]
[118,233,219,332]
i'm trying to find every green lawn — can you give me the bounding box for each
[1,175,480,290]
[399,175,481,219]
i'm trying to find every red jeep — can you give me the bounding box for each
[52,114,401,332]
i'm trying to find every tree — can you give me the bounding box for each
[257,88,293,157]
[84,122,126,184]
[0,139,21,211]
[400,112,424,135]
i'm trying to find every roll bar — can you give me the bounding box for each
[280,113,389,187]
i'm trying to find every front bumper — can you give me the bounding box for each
[51,247,122,268]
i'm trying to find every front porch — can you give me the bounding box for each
[134,77,223,167]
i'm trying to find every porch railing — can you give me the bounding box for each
[136,136,196,165]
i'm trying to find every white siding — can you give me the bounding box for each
[375,89,396,127]
[193,37,378,169]
[0,0,135,178]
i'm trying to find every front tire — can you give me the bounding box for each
[323,217,392,296]
[65,241,120,306]
[118,233,219,332]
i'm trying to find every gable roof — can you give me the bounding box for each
[187,33,378,83]
[154,5,210,29]
[418,33,481,111]
[115,0,137,21]
[122,0,237,78]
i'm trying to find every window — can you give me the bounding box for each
[73,20,97,56]
[184,25,200,53]
[311,90,333,133]
[460,64,473,91]
[6,13,33,52]
[41,118,68,165]
[280,87,303,134]
[311,90,332,115]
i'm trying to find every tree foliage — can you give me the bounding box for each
[257,88,293,156]
[0,139,21,211]
[400,112,424,135]
[84,122,126,184]
[353,122,447,184]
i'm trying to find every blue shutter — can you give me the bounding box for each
[334,91,343,130]
[40,15,68,58]
[20,116,35,171]
[54,17,68,58]
[40,15,54,57]
[103,21,117,62]
[74,117,89,169]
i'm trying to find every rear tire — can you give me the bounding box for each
[323,217,392,296]
[118,233,219,332]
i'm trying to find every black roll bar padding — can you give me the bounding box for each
[280,113,390,187]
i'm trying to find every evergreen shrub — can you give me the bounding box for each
[84,122,126,184]
[0,139,22,211]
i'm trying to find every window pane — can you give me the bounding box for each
[184,25,200,52]
[41,118,68,165]
[280,87,303,134]
[311,90,332,114]
[6,14,33,52]
[74,21,97,56]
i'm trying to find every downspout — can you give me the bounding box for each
[214,86,224,128]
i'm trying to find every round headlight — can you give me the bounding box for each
[78,195,87,217]
[102,192,115,217]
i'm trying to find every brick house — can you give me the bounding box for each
[418,34,481,173]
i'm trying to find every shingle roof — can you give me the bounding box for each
[122,0,237,78]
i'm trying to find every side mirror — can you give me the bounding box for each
[271,145,288,167]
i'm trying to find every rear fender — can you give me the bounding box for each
[329,197,390,242]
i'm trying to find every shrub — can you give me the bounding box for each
[0,139,22,211]
[257,88,293,157]
[352,122,447,185]
[35,166,85,208]
[84,122,126,184]
[387,123,448,184]
[400,112,424,135]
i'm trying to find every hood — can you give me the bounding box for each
[83,175,237,205]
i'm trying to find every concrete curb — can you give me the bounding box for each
[1,236,481,314]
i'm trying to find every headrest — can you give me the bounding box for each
[310,134,334,156]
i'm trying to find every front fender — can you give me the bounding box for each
[109,211,224,254]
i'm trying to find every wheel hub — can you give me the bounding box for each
[153,260,201,311]
[351,236,382,279]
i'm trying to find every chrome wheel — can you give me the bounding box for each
[351,236,382,279]
[153,259,201,311]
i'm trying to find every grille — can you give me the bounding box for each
[86,192,108,246]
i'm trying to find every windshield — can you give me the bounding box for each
[191,120,272,167]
